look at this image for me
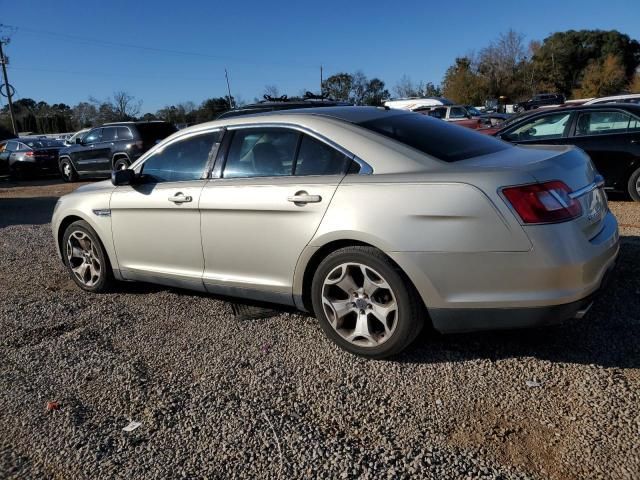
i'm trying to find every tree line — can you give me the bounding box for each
[2,29,639,134]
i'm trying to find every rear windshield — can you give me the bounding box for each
[135,123,178,143]
[22,139,64,148]
[357,113,509,162]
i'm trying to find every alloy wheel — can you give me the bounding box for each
[321,262,398,347]
[62,161,72,180]
[66,230,101,287]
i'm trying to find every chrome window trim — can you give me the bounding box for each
[225,122,373,175]
[130,127,225,184]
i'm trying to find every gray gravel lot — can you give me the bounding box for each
[1,178,639,479]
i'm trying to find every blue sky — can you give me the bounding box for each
[3,0,640,113]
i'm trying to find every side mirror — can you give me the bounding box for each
[112,168,135,186]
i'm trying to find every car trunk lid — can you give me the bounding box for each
[458,144,608,239]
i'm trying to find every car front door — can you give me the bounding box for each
[110,129,223,290]
[91,126,117,174]
[72,128,103,174]
[566,109,640,190]
[199,127,351,305]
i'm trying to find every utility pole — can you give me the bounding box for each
[224,69,234,110]
[0,38,17,135]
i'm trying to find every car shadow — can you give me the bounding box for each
[0,197,59,228]
[397,235,640,369]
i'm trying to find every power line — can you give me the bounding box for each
[0,23,325,71]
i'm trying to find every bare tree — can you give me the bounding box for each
[111,91,142,120]
[263,85,280,99]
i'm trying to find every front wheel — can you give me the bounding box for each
[311,246,424,359]
[60,158,78,182]
[62,220,113,293]
[113,158,130,171]
[628,167,640,202]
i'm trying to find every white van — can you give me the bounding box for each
[384,97,454,110]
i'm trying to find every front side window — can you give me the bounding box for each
[504,112,571,141]
[295,135,350,176]
[83,129,102,144]
[450,107,468,119]
[223,129,299,178]
[141,131,221,183]
[574,111,632,136]
[428,108,447,119]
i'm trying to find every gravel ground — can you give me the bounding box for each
[1,178,639,479]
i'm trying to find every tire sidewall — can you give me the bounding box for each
[311,248,418,358]
[60,158,77,182]
[628,168,640,202]
[62,220,111,292]
[114,158,130,171]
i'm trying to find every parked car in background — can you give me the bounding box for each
[584,94,640,105]
[415,104,483,129]
[516,93,565,112]
[58,121,177,182]
[0,138,65,179]
[494,103,640,201]
[218,93,351,119]
[383,97,454,110]
[64,128,90,146]
[53,106,618,358]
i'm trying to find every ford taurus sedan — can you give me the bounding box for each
[52,107,619,358]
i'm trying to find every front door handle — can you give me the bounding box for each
[631,139,639,144]
[168,192,193,204]
[287,191,322,205]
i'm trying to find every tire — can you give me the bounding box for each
[62,220,113,293]
[113,157,130,171]
[60,158,78,182]
[311,246,424,359]
[628,167,640,202]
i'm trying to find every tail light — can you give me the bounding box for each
[502,180,582,224]
[24,151,34,157]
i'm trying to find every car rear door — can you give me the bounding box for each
[73,128,103,174]
[110,129,222,290]
[566,109,640,190]
[199,126,351,305]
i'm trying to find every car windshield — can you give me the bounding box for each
[136,123,178,143]
[357,112,510,162]
[22,139,64,148]
[466,106,482,116]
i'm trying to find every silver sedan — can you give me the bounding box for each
[52,107,619,358]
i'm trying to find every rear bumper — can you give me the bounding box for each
[429,263,614,333]
[389,211,619,333]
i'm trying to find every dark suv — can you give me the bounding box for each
[516,93,565,112]
[58,121,177,181]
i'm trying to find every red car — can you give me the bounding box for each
[413,105,483,129]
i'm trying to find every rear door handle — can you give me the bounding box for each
[168,192,192,204]
[287,191,322,205]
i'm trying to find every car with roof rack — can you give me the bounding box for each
[217,92,351,119]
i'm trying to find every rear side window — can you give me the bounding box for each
[295,135,350,176]
[117,127,133,140]
[102,128,117,141]
[136,123,178,143]
[224,129,299,178]
[142,131,221,183]
[358,113,509,162]
[575,111,632,136]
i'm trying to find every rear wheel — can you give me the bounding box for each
[62,220,113,293]
[628,167,640,202]
[114,157,130,171]
[60,158,78,182]
[311,246,424,359]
